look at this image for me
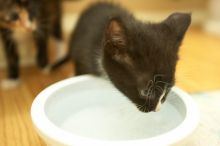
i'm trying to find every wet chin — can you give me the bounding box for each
[136,105,156,113]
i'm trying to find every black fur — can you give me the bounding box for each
[0,28,19,78]
[0,0,62,80]
[54,2,191,112]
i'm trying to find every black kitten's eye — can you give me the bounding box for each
[10,12,19,21]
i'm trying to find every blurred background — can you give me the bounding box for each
[0,0,220,146]
[1,0,220,92]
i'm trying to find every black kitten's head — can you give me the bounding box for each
[0,0,40,31]
[103,13,191,112]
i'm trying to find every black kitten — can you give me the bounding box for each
[53,2,191,112]
[0,0,62,89]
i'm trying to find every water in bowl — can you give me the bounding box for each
[61,98,183,140]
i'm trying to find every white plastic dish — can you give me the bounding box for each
[31,75,199,146]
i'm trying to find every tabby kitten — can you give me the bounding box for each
[0,0,62,89]
[54,2,191,112]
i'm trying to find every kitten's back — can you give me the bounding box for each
[69,2,132,75]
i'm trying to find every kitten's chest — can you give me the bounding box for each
[0,30,36,67]
[13,30,36,66]
[96,56,108,79]
[13,29,34,43]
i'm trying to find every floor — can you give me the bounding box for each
[0,64,73,146]
[176,27,220,92]
[0,27,220,146]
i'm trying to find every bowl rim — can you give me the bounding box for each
[31,75,199,146]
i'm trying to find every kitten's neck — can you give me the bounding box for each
[96,54,109,80]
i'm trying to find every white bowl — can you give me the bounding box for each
[31,75,199,146]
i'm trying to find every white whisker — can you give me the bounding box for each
[155,80,171,85]
[155,85,164,93]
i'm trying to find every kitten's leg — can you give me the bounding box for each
[0,29,20,89]
[1,79,20,89]
[34,31,49,71]
[53,16,62,41]
[52,6,65,60]
[74,60,89,76]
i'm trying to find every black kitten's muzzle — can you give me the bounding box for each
[135,97,159,113]
[136,82,171,113]
[136,89,168,113]
[137,104,156,113]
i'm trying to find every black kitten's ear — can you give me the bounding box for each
[164,13,191,39]
[104,18,127,57]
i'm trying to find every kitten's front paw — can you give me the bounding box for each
[1,79,20,90]
[37,59,48,69]
[41,65,51,75]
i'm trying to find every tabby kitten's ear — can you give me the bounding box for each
[104,18,128,62]
[164,13,191,40]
